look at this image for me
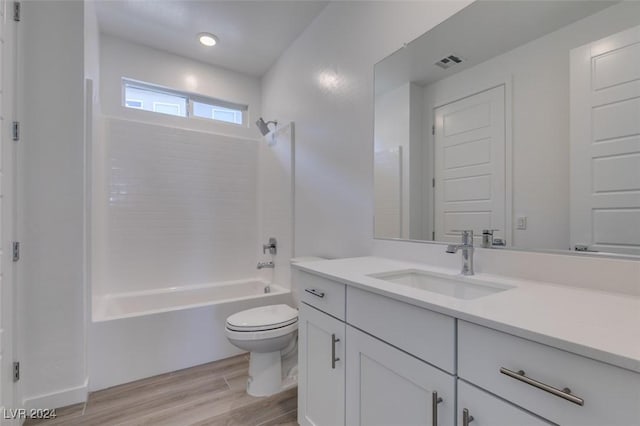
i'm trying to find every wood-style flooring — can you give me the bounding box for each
[25,354,297,426]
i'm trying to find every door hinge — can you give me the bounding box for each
[13,362,19,382]
[12,121,19,141]
[432,178,435,188]
[432,125,435,135]
[432,231,435,239]
[12,241,19,262]
[13,2,20,22]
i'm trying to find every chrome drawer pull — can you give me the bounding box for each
[462,408,474,426]
[305,288,325,298]
[331,334,340,369]
[431,391,443,426]
[500,367,584,406]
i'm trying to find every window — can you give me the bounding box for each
[125,99,143,109]
[123,78,247,125]
[153,102,182,116]
[193,101,243,125]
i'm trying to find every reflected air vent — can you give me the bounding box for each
[435,54,464,70]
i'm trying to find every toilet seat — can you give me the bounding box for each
[226,304,298,332]
[225,321,298,341]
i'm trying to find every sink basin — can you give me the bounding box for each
[368,269,514,300]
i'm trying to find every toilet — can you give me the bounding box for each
[225,304,299,397]
[225,256,326,396]
[226,256,325,397]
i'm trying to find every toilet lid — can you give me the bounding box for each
[226,304,298,332]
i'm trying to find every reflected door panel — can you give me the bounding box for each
[434,85,506,243]
[570,25,640,255]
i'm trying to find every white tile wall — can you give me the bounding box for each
[256,123,295,292]
[104,118,259,294]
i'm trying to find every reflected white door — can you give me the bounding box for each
[434,85,506,243]
[570,25,640,255]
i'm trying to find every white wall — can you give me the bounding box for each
[19,0,88,409]
[100,34,262,140]
[101,118,259,295]
[256,124,295,291]
[262,1,472,259]
[421,1,640,250]
[263,0,640,297]
[94,35,269,296]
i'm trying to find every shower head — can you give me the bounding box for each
[256,117,277,136]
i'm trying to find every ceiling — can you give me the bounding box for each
[96,0,329,77]
[374,0,617,95]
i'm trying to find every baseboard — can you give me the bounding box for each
[23,379,88,411]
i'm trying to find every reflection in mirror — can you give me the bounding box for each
[373,1,640,256]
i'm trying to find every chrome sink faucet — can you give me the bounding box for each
[446,230,475,275]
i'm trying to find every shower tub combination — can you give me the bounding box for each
[89,278,292,391]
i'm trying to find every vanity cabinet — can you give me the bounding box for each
[458,320,640,426]
[297,269,640,426]
[346,326,455,426]
[457,380,551,426]
[298,303,345,426]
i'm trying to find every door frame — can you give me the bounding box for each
[2,0,20,420]
[428,75,513,247]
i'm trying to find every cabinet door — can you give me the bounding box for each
[298,303,345,426]
[346,326,455,426]
[458,381,552,426]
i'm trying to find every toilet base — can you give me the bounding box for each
[247,351,282,397]
[246,340,298,397]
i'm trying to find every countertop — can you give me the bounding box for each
[293,256,640,373]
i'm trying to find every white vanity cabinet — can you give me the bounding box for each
[297,268,640,426]
[298,270,457,426]
[297,272,347,426]
[346,326,455,426]
[457,381,551,426]
[298,303,345,426]
[458,321,640,426]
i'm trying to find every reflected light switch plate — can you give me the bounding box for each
[517,216,527,230]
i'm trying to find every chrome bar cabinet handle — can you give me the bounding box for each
[500,367,584,406]
[305,288,325,298]
[431,391,443,426]
[462,408,474,426]
[331,334,340,369]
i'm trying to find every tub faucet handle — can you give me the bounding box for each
[262,237,277,255]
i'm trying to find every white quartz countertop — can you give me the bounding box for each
[293,256,640,373]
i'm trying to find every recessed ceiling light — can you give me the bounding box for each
[198,32,218,47]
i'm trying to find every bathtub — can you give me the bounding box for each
[89,278,293,391]
[92,278,288,322]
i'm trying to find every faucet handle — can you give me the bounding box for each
[482,229,500,235]
[262,237,277,255]
[452,229,474,244]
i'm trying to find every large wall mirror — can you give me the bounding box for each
[373,0,640,257]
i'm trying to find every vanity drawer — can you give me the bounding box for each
[458,321,640,425]
[347,286,455,373]
[298,271,346,320]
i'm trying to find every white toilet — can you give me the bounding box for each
[225,304,298,397]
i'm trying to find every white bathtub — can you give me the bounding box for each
[92,278,287,322]
[89,278,293,391]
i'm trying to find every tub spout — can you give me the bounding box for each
[257,261,275,270]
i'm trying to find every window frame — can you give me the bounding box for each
[122,78,248,127]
